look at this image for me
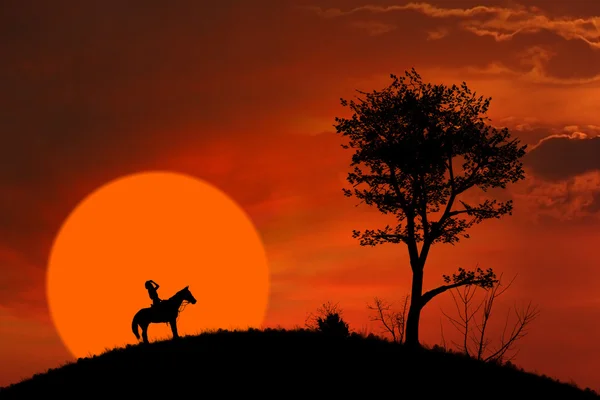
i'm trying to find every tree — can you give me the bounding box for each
[367,295,409,343]
[440,274,540,363]
[334,69,527,347]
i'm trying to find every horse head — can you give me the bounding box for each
[183,286,197,304]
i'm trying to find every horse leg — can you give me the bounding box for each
[141,323,150,344]
[170,318,179,340]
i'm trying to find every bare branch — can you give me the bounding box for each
[367,295,410,343]
[440,274,540,363]
[440,319,447,350]
[367,298,397,342]
[484,301,540,363]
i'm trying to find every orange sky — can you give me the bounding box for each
[2,0,600,390]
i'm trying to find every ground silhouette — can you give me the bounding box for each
[1,328,598,398]
[131,285,197,343]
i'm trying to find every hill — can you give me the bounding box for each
[1,328,598,398]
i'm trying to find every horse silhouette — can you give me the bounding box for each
[131,285,197,344]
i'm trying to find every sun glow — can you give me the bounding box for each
[46,171,270,359]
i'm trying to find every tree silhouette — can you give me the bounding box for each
[334,69,527,347]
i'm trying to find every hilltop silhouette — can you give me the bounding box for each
[1,328,598,398]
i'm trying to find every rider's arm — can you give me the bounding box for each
[153,282,159,289]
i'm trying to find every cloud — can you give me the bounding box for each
[461,45,600,85]
[350,20,397,36]
[489,118,555,145]
[509,129,600,221]
[305,2,600,50]
[304,3,528,19]
[525,133,600,181]
[426,27,448,40]
[512,170,600,221]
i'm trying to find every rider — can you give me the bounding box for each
[145,280,162,307]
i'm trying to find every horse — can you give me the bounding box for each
[131,285,197,344]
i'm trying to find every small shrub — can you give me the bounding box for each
[306,301,350,338]
[317,311,350,337]
[431,344,447,353]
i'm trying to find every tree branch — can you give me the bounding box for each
[387,163,410,212]
[421,278,489,307]
[430,152,456,241]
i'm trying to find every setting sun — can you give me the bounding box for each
[46,171,270,359]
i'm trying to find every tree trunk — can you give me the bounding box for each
[405,268,424,347]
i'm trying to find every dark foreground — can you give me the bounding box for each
[1,329,598,398]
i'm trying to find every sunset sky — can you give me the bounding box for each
[2,0,600,391]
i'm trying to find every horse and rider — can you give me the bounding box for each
[132,280,197,344]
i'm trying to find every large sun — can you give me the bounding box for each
[46,171,270,359]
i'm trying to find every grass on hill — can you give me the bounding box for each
[1,328,598,399]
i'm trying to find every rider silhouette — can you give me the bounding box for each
[145,280,162,307]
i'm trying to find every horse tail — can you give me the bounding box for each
[132,313,140,340]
